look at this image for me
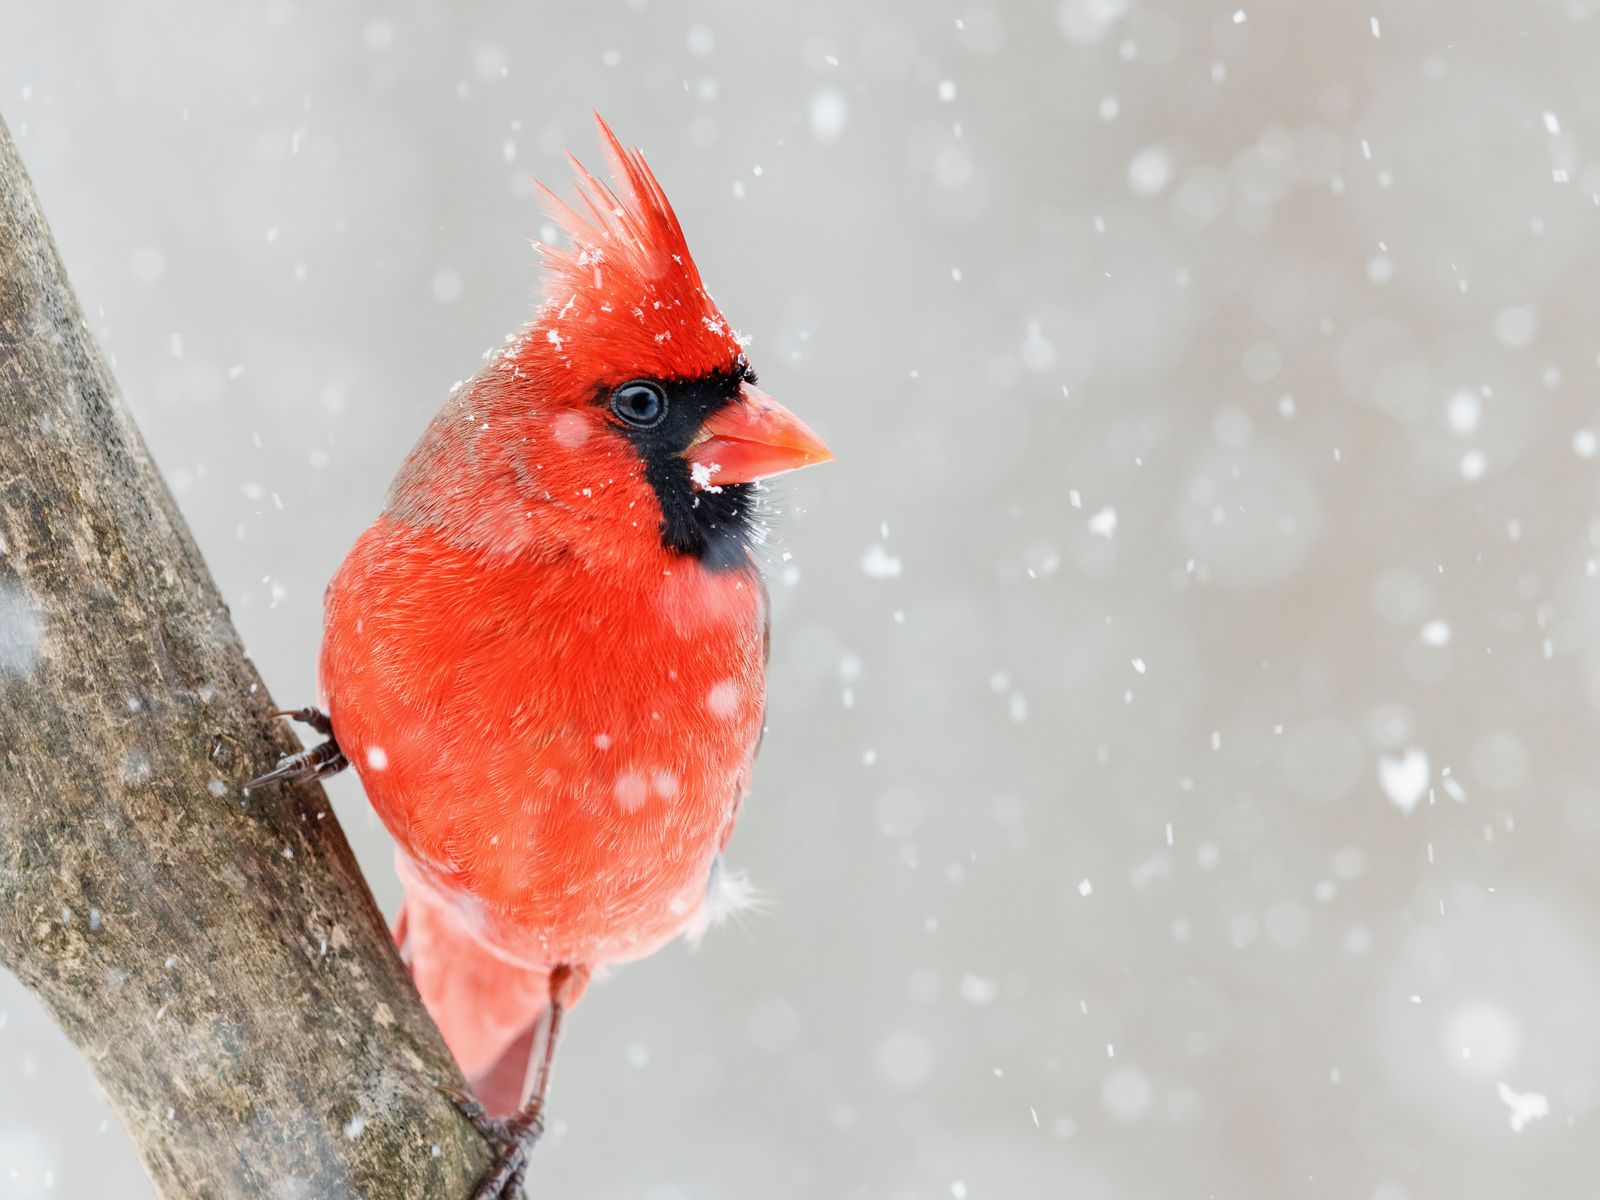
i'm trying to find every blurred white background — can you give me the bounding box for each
[5,1,1600,1196]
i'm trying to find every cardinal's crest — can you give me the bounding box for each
[531,115,746,384]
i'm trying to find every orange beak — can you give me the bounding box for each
[686,382,834,487]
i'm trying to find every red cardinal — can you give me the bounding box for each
[253,115,830,1197]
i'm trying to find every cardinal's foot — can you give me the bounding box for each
[442,1087,545,1200]
[245,707,347,788]
[273,705,334,736]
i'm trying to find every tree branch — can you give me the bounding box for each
[0,113,488,1196]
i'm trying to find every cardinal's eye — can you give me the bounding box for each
[611,380,668,428]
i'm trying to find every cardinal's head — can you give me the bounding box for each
[394,114,832,571]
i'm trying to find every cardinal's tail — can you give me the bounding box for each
[469,1017,548,1116]
[394,873,552,1114]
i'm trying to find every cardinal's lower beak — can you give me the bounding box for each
[686,383,834,487]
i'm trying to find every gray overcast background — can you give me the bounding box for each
[4,1,1600,1196]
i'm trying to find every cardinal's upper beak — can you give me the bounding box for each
[686,382,834,487]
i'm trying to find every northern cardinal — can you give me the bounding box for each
[252,115,831,1197]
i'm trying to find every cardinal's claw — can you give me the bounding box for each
[438,1085,496,1140]
[441,1086,546,1200]
[270,705,334,736]
[245,706,347,788]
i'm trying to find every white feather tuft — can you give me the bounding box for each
[683,855,759,946]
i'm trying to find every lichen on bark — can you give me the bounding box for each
[0,112,488,1199]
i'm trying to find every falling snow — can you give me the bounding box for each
[2,4,1596,1197]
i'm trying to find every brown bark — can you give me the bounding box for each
[0,113,489,1196]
